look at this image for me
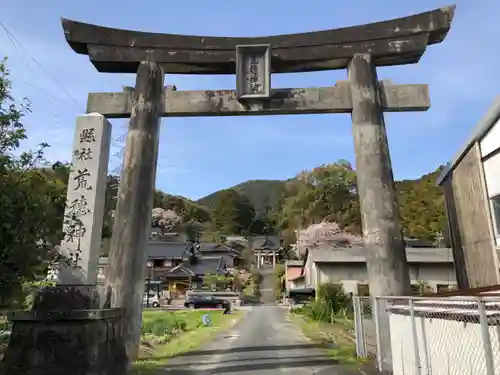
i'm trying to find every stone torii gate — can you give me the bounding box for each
[64,5,453,366]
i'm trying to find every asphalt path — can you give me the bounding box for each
[160,305,361,375]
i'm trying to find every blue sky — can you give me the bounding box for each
[1,0,499,200]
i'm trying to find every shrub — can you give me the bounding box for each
[317,282,351,315]
[141,314,188,337]
[249,270,262,298]
[250,269,263,285]
[295,282,352,323]
[274,265,285,299]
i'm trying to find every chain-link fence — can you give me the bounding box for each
[353,296,376,358]
[353,295,500,375]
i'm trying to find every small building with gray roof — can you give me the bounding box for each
[196,242,242,268]
[98,241,232,298]
[249,235,281,268]
[303,247,457,295]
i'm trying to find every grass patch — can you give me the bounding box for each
[134,310,244,374]
[289,312,367,368]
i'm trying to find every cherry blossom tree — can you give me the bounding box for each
[296,221,364,256]
[151,208,180,235]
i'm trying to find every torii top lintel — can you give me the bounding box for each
[61,6,455,75]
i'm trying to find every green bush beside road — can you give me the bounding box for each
[289,282,365,368]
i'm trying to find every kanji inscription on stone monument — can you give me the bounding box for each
[236,44,271,100]
[56,113,111,285]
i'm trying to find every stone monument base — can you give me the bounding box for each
[0,285,128,375]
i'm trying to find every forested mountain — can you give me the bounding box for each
[197,164,448,242]
[197,180,287,218]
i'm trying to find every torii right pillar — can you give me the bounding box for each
[349,54,411,372]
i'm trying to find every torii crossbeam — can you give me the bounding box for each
[61,6,454,74]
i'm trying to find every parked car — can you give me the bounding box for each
[184,295,229,309]
[143,292,160,308]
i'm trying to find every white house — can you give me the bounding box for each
[437,97,500,289]
[303,247,457,295]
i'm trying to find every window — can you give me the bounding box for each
[491,195,500,241]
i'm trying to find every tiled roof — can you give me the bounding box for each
[147,241,193,259]
[309,247,454,264]
[197,243,232,252]
[164,264,195,277]
[188,257,225,275]
[97,242,193,265]
[250,235,280,250]
[197,242,241,256]
[164,256,225,278]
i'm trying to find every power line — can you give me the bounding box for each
[1,21,129,175]
[20,80,71,105]
[0,21,84,111]
[3,26,37,83]
[1,24,80,110]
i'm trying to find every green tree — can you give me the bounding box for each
[274,264,285,299]
[249,216,275,235]
[273,161,447,245]
[203,273,233,291]
[279,244,298,261]
[153,189,212,240]
[0,58,67,304]
[396,168,447,242]
[212,189,255,235]
[273,160,361,240]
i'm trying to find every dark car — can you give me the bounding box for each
[184,295,230,309]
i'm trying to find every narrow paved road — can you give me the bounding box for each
[161,306,357,375]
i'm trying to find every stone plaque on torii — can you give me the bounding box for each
[0,6,456,375]
[235,44,271,100]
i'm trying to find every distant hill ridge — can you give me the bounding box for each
[196,179,288,218]
[196,167,446,241]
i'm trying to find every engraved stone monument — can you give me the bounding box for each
[56,113,111,285]
[0,114,127,375]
